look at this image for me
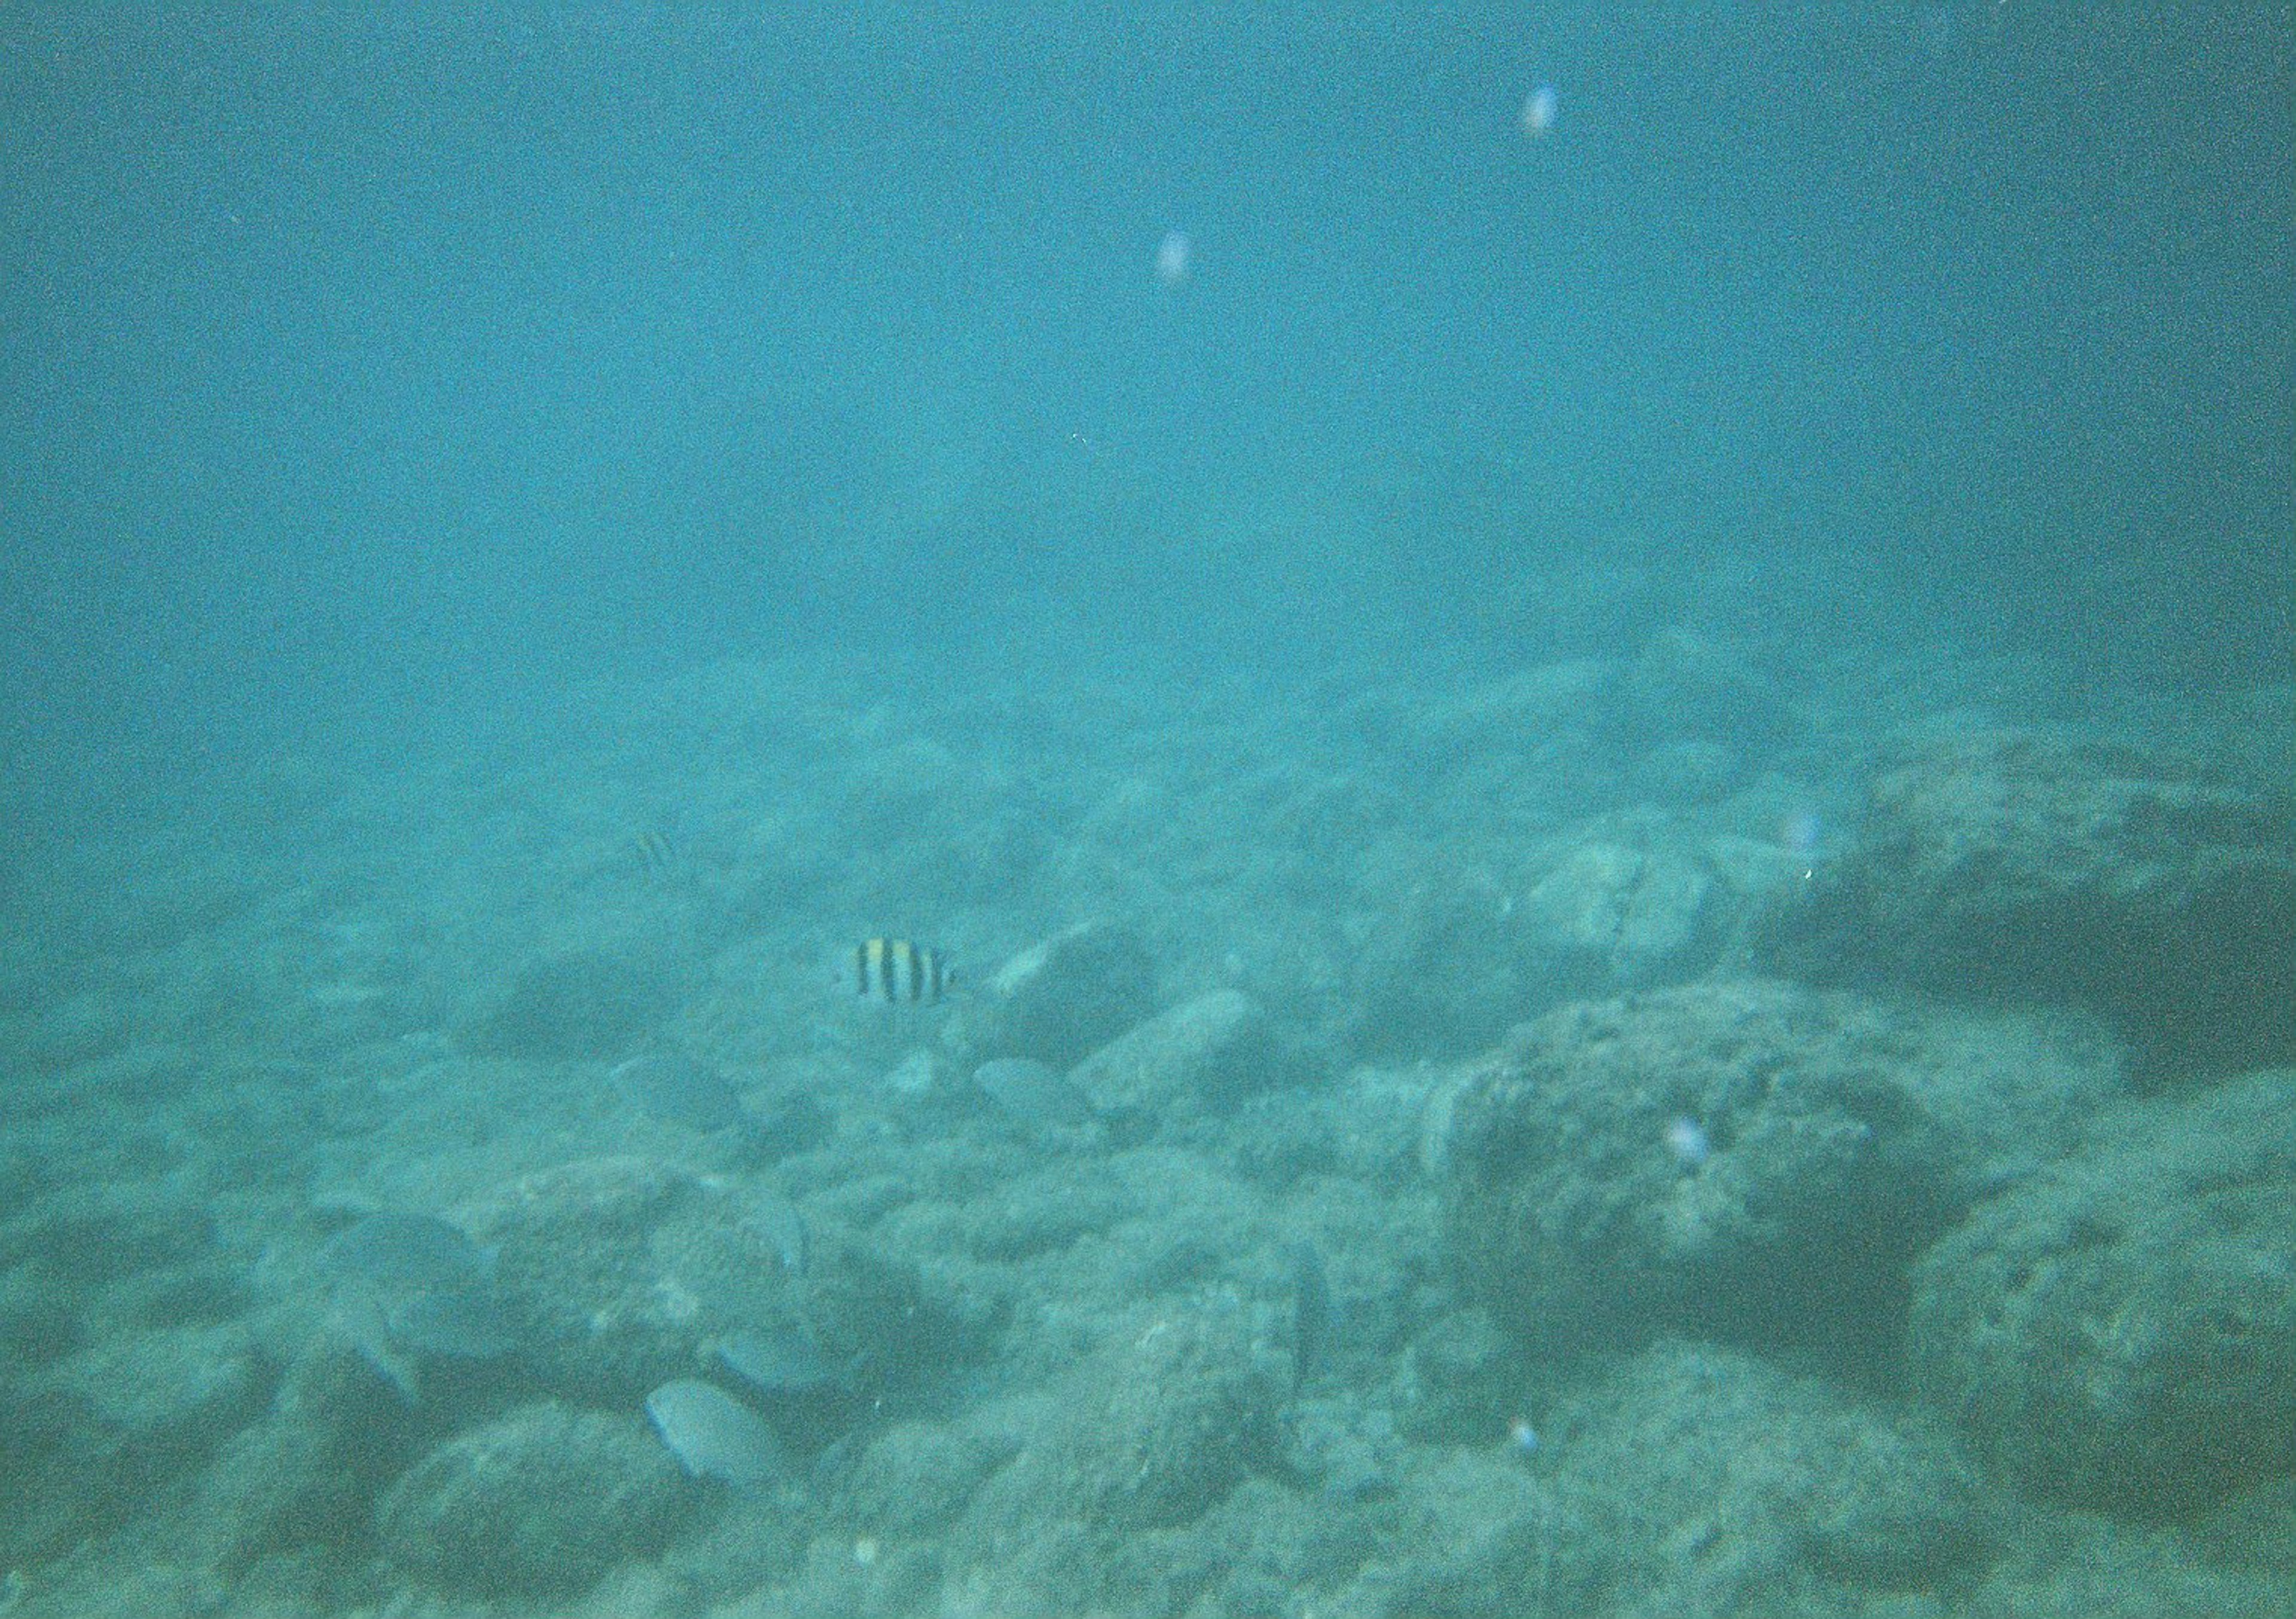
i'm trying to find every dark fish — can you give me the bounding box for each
[609,1051,751,1135]
[316,1212,518,1395]
[1289,1240,1332,1394]
[387,1285,519,1360]
[316,1212,494,1294]
[854,938,952,1003]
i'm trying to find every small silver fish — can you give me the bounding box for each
[718,1323,839,1397]
[644,1379,788,1488]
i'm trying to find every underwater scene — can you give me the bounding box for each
[1,4,2291,1616]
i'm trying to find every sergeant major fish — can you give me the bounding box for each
[853,938,952,1003]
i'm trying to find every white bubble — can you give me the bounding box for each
[1779,808,1824,858]
[1522,83,1559,138]
[1155,229,1192,286]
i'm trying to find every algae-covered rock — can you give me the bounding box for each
[1347,820,1748,1063]
[1909,1068,2296,1519]
[1054,1300,1281,1531]
[0,1317,274,1565]
[1612,627,1806,756]
[838,1418,1019,1539]
[1758,726,2296,1078]
[375,1400,687,1599]
[1432,979,2118,1364]
[1550,1342,1995,1600]
[958,1299,1281,1545]
[50,1321,268,1496]
[1344,867,1558,1061]
[459,1156,811,1401]
[461,1151,985,1437]
[1314,1450,1604,1618]
[1393,1306,1535,1447]
[1311,1344,1993,1614]
[1517,833,1728,988]
[1,1176,218,1283]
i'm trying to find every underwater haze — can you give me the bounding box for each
[1,4,2292,1617]
[5,2,2286,774]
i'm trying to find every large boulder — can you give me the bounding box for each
[458,1157,810,1401]
[1909,1069,2296,1519]
[188,1339,410,1575]
[1758,726,2296,1079]
[1431,979,2120,1365]
[461,1155,979,1430]
[1320,1342,1993,1618]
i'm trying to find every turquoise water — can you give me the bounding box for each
[1,6,2289,1615]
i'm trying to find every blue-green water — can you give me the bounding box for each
[1,6,2289,1615]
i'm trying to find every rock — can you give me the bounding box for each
[1626,738,1747,804]
[1431,980,2121,1364]
[462,1154,984,1435]
[375,1400,688,1599]
[456,949,680,1061]
[1517,835,1726,988]
[1909,1068,2296,1519]
[1345,868,1555,1061]
[1072,990,1287,1134]
[1958,1507,2281,1615]
[2195,1477,2296,1580]
[51,1322,267,1495]
[0,1260,79,1370]
[1549,1342,1995,1601]
[1393,1308,1531,1447]
[1326,1452,1599,1618]
[1348,821,1747,1062]
[1280,1398,1402,1502]
[1,1178,217,1283]
[1758,726,2296,1079]
[3,1318,271,1563]
[189,1337,408,1573]
[1612,628,1805,756]
[460,1156,807,1403]
[957,1299,1280,1545]
[943,921,1157,1071]
[838,1419,1019,1540]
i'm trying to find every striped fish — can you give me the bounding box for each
[854,938,952,1003]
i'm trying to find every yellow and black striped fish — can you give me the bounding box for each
[854,938,952,1003]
